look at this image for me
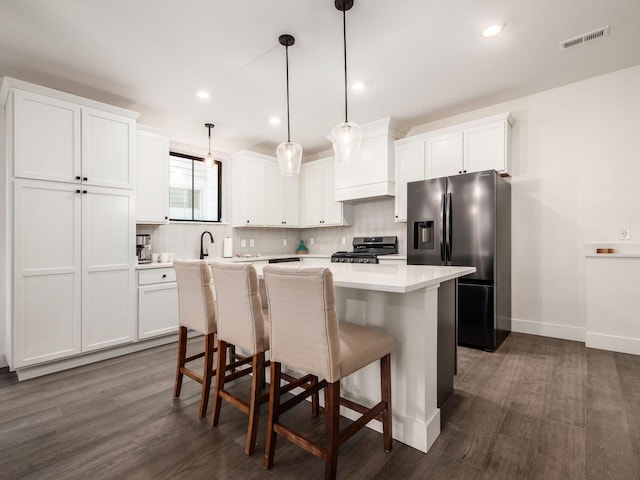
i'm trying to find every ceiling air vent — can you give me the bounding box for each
[560,25,610,50]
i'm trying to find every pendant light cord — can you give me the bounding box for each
[343,6,348,123]
[285,44,291,143]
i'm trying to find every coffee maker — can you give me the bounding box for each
[136,234,152,264]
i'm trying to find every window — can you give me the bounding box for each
[169,152,221,222]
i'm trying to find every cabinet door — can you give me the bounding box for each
[136,131,169,223]
[13,90,81,183]
[303,163,324,226]
[13,180,82,367]
[82,107,135,189]
[82,187,135,351]
[265,161,283,226]
[322,163,343,225]
[233,155,266,226]
[464,121,506,174]
[428,132,463,178]
[138,283,179,339]
[395,141,426,222]
[282,173,299,226]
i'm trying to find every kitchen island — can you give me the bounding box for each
[253,262,475,453]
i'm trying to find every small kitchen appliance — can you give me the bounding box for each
[136,234,152,264]
[331,236,398,264]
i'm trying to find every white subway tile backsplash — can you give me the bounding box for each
[136,197,405,259]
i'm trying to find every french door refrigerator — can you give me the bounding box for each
[407,170,511,351]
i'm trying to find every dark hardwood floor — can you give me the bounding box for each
[1,333,640,479]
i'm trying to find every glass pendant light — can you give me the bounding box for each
[204,123,215,168]
[276,34,303,176]
[331,0,362,165]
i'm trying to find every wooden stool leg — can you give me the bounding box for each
[173,326,187,398]
[325,381,341,480]
[264,362,282,469]
[380,354,393,452]
[229,344,236,373]
[245,352,265,455]
[311,375,319,417]
[211,339,228,427]
[199,332,215,418]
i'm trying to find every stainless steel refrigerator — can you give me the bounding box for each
[407,170,511,351]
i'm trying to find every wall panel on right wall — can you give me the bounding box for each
[408,65,640,342]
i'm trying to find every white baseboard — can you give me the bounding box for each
[511,318,585,343]
[586,332,640,356]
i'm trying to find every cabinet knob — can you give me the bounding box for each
[76,189,81,194]
[83,177,88,181]
[164,216,168,220]
[395,215,398,218]
[75,176,81,180]
[458,171,462,174]
[246,220,250,224]
[82,190,87,194]
[162,274,167,278]
[463,170,467,173]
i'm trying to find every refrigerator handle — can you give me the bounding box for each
[446,192,452,262]
[440,193,446,262]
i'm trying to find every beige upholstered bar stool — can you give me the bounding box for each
[262,265,394,480]
[209,261,320,456]
[173,260,219,418]
[209,261,269,455]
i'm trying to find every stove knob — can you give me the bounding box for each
[359,259,364,263]
[348,258,354,263]
[340,258,346,263]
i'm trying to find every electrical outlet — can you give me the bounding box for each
[341,237,346,245]
[240,239,247,248]
[282,238,288,247]
[309,238,315,246]
[620,227,631,240]
[249,238,255,248]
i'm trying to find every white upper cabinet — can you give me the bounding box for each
[7,82,138,188]
[394,113,513,222]
[136,128,170,224]
[464,121,508,174]
[394,141,426,222]
[302,158,351,227]
[265,161,299,227]
[232,151,267,227]
[12,90,81,183]
[82,108,135,189]
[428,132,464,178]
[334,117,406,202]
[233,150,301,227]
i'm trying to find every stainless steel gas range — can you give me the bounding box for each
[331,236,398,264]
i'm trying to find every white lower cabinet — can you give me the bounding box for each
[138,268,178,339]
[12,179,135,368]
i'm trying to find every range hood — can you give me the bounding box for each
[333,117,407,202]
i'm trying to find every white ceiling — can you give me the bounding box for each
[1,0,639,155]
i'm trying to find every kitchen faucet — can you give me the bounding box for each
[200,231,214,259]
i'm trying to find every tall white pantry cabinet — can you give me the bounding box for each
[1,78,138,370]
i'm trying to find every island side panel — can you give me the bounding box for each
[437,278,457,407]
[333,284,441,453]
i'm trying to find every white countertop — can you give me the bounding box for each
[254,263,475,294]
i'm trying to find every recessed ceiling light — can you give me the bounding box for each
[196,90,211,99]
[351,81,366,91]
[269,117,281,125]
[481,22,505,38]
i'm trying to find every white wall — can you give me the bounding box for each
[409,64,640,340]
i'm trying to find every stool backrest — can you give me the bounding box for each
[174,260,216,334]
[210,262,266,354]
[263,265,341,383]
